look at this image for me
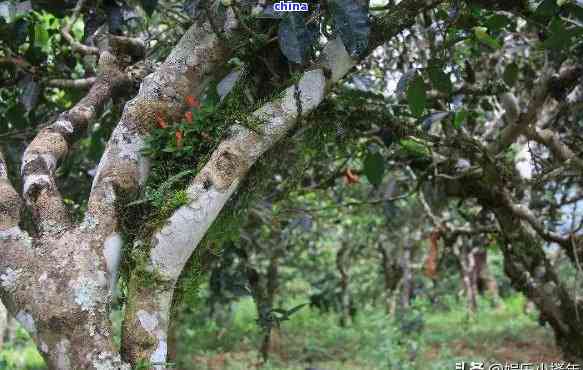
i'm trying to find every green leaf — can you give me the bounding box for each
[503,62,519,87]
[363,150,385,187]
[14,18,29,46]
[480,99,494,111]
[427,62,452,95]
[158,169,196,194]
[5,102,27,128]
[542,18,579,50]
[406,73,427,117]
[19,75,40,112]
[33,21,50,53]
[399,139,430,157]
[396,70,417,97]
[329,0,370,57]
[535,0,559,20]
[485,14,511,31]
[564,3,583,23]
[71,18,84,41]
[420,111,451,131]
[141,0,158,16]
[286,303,308,316]
[278,14,312,64]
[473,27,501,49]
[453,109,468,128]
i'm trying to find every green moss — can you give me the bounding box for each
[127,247,168,288]
[289,71,304,85]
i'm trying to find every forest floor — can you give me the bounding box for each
[0,295,564,370]
[179,294,563,370]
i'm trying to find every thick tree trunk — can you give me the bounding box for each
[0,45,138,369]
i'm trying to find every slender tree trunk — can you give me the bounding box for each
[378,243,402,315]
[466,248,478,314]
[389,280,403,316]
[381,249,392,315]
[259,254,279,362]
[336,243,351,327]
[400,243,413,309]
[474,248,500,304]
[166,310,180,368]
[6,317,16,346]
[0,302,7,348]
[454,239,478,315]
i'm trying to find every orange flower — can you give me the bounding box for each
[175,130,183,148]
[184,111,193,123]
[154,111,167,129]
[185,95,200,108]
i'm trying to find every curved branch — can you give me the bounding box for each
[46,77,97,88]
[0,148,35,324]
[477,189,583,355]
[108,35,147,61]
[526,127,583,174]
[61,0,100,55]
[0,56,32,71]
[0,149,22,230]
[414,168,497,238]
[487,65,582,155]
[149,68,328,281]
[21,51,129,234]
[87,19,231,246]
[499,191,570,245]
[488,68,553,155]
